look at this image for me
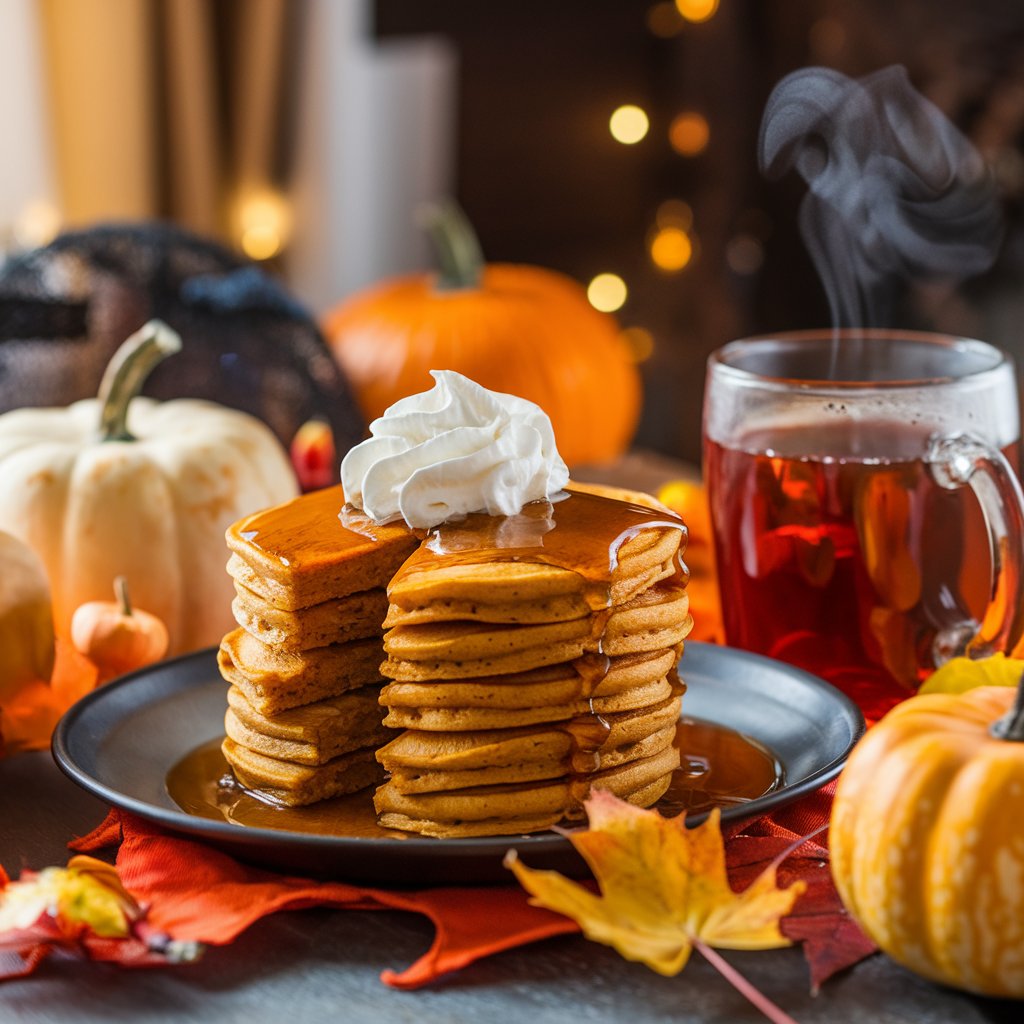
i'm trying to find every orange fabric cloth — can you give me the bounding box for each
[68,782,855,990]
[69,810,578,989]
[0,642,97,755]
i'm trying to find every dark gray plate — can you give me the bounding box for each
[52,642,863,886]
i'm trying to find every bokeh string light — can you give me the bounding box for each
[674,0,720,24]
[725,234,764,274]
[13,200,61,249]
[620,326,655,363]
[657,199,694,231]
[234,187,292,261]
[646,2,684,38]
[610,5,719,367]
[649,225,693,272]
[669,112,710,156]
[587,273,628,312]
[609,105,650,145]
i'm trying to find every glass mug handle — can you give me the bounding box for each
[927,433,1024,662]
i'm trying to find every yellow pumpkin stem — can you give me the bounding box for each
[114,576,133,618]
[97,320,182,442]
[417,199,484,292]
[990,670,1024,741]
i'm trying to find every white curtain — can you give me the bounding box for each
[0,0,58,247]
[285,0,456,312]
[0,0,455,308]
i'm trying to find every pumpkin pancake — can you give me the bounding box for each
[384,724,676,794]
[379,647,679,713]
[382,676,678,732]
[224,685,389,766]
[222,737,384,807]
[382,589,592,628]
[379,698,681,792]
[374,744,680,838]
[386,528,682,615]
[218,629,384,715]
[225,485,418,611]
[381,584,690,681]
[232,582,389,651]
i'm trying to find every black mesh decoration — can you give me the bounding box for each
[0,221,365,476]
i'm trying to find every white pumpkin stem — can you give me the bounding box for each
[114,576,133,617]
[990,670,1024,741]
[97,320,182,442]
[417,199,484,291]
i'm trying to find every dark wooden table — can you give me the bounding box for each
[1,750,1019,1024]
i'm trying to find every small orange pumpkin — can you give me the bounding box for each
[71,577,169,682]
[322,201,642,468]
[831,679,1024,997]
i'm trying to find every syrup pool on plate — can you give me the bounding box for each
[166,720,783,837]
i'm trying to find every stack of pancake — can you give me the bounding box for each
[374,486,692,837]
[216,487,418,806]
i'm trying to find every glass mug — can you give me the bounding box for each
[702,330,1024,715]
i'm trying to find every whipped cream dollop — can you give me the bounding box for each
[340,370,570,529]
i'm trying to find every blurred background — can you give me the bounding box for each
[3,0,1024,466]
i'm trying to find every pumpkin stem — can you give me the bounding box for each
[990,670,1024,741]
[97,320,182,442]
[418,199,484,291]
[114,576,133,618]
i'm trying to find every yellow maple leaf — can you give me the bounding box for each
[919,653,1024,695]
[0,855,138,938]
[505,790,805,976]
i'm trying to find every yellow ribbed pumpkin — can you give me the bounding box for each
[0,530,55,704]
[831,682,1024,997]
[322,202,641,468]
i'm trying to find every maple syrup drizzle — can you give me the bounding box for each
[557,649,614,781]
[167,719,782,836]
[235,485,413,572]
[389,488,688,613]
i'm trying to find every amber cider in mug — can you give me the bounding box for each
[703,330,1024,712]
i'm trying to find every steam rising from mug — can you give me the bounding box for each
[759,65,1003,328]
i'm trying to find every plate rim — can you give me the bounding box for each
[51,641,865,856]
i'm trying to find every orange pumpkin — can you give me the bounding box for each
[71,577,168,682]
[323,201,642,468]
[830,681,1024,997]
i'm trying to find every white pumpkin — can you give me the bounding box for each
[0,321,298,655]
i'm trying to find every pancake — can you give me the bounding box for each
[224,685,389,766]
[383,725,676,794]
[374,744,680,838]
[381,584,691,681]
[379,647,680,712]
[218,629,384,715]
[232,582,389,651]
[379,699,681,793]
[382,589,592,628]
[226,485,418,611]
[386,528,683,615]
[381,675,678,731]
[223,737,384,807]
